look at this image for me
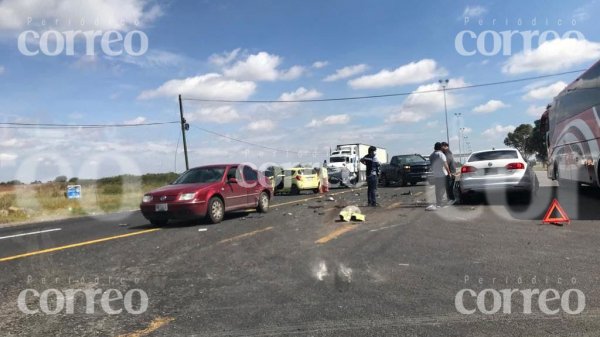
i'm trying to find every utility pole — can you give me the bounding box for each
[439,79,449,145]
[178,94,189,171]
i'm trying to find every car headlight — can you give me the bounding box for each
[142,194,153,203]
[178,192,196,201]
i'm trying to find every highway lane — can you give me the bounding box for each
[0,187,366,263]
[1,177,600,336]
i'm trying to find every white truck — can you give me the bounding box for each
[328,143,388,183]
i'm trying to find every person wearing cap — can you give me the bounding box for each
[360,146,381,206]
[441,142,456,204]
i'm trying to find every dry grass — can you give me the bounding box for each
[0,179,170,225]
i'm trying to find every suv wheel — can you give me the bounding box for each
[291,184,300,195]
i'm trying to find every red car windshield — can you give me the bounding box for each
[172,167,226,184]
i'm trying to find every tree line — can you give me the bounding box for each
[504,117,547,164]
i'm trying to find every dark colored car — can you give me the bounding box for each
[140,164,273,225]
[379,154,431,186]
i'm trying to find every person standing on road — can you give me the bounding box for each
[441,142,456,205]
[360,146,381,207]
[427,142,450,210]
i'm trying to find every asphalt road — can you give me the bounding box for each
[1,173,600,337]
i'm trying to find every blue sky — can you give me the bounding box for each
[1,0,599,181]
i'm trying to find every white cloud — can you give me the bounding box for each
[462,127,473,134]
[312,61,329,69]
[278,87,322,101]
[280,65,305,80]
[386,111,426,123]
[306,114,350,127]
[209,48,241,67]
[124,116,146,125]
[573,3,593,22]
[117,50,185,68]
[462,5,487,17]
[187,105,242,124]
[385,78,468,123]
[0,65,4,75]
[323,64,368,82]
[0,153,17,163]
[0,0,161,31]
[472,100,510,114]
[482,124,516,137]
[522,81,567,101]
[426,120,439,128]
[349,59,447,89]
[502,38,600,74]
[526,104,547,117]
[0,138,26,148]
[222,51,304,81]
[138,73,256,100]
[246,119,276,132]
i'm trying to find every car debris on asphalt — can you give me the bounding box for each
[339,205,365,222]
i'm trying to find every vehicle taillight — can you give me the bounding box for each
[295,175,302,181]
[505,162,525,170]
[461,165,477,173]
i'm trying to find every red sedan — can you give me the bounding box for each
[140,164,273,225]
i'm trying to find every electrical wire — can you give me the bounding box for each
[191,125,306,155]
[181,69,586,103]
[0,121,179,129]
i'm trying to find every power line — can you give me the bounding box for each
[0,121,179,129]
[191,125,307,155]
[181,69,585,103]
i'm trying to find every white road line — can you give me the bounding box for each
[0,228,62,240]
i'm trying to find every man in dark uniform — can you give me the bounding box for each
[360,146,381,206]
[441,142,456,204]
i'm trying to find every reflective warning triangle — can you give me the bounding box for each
[542,198,570,225]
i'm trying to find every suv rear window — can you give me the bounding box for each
[468,150,518,162]
[397,155,426,164]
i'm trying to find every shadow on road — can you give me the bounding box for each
[461,186,600,221]
[130,210,255,230]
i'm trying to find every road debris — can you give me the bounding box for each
[339,205,365,222]
[198,228,208,232]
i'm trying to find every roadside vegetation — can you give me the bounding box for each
[0,173,178,225]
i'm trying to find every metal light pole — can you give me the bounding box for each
[454,112,462,164]
[439,79,450,145]
[459,127,465,164]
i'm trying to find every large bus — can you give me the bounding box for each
[541,60,600,187]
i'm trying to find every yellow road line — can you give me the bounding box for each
[272,188,365,208]
[218,226,274,244]
[0,228,160,263]
[117,316,175,337]
[315,224,356,244]
[386,201,404,209]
